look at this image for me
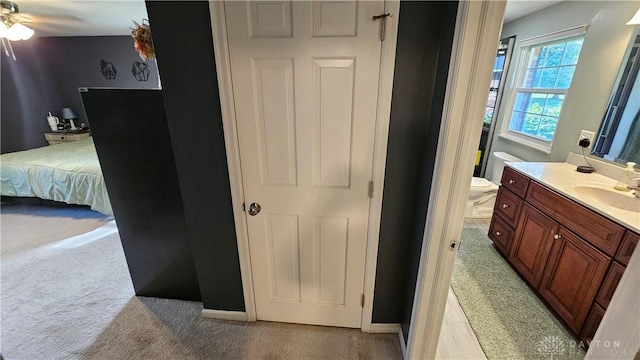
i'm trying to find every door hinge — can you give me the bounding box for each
[368,181,374,198]
[361,294,365,307]
[372,13,391,41]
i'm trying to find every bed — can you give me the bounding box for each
[0,138,113,215]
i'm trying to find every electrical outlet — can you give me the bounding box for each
[577,130,595,148]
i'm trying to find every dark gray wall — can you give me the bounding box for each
[1,36,159,153]
[145,1,245,311]
[82,89,201,302]
[371,0,458,334]
[141,0,457,318]
[400,3,457,342]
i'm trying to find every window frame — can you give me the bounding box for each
[499,25,588,154]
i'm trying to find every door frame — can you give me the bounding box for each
[405,1,506,359]
[208,0,401,330]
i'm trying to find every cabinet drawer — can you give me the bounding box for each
[580,303,605,345]
[494,187,523,228]
[526,182,625,256]
[500,167,529,198]
[616,231,639,266]
[488,215,514,257]
[44,133,69,141]
[65,133,90,141]
[595,261,625,309]
[43,132,90,143]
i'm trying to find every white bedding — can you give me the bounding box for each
[0,138,113,215]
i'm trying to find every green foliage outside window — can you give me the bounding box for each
[508,36,584,142]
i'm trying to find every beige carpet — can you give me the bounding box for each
[450,227,586,360]
[1,204,402,360]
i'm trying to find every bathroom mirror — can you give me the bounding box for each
[592,29,640,164]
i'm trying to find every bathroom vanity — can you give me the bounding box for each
[488,162,639,344]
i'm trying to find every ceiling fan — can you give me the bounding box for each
[1,0,34,59]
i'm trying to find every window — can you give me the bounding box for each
[502,26,586,152]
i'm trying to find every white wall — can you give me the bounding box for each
[485,1,639,179]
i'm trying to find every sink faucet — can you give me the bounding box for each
[628,177,640,198]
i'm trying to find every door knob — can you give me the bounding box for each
[248,202,262,216]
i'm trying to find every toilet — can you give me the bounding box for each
[464,152,523,219]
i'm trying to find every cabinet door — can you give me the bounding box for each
[508,203,557,288]
[595,261,625,309]
[539,227,610,333]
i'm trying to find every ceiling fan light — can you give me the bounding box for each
[5,24,22,41]
[0,22,8,37]
[15,23,34,40]
[4,23,33,41]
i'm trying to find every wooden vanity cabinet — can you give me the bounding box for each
[501,166,529,198]
[595,262,625,309]
[488,166,636,342]
[581,234,638,343]
[494,188,524,228]
[616,232,639,266]
[580,303,606,344]
[538,227,610,333]
[487,167,531,257]
[508,204,557,288]
[526,182,625,256]
[488,214,514,257]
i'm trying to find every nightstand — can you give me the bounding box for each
[43,130,91,145]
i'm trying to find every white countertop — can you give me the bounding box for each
[507,161,640,234]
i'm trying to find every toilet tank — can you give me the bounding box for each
[491,152,523,184]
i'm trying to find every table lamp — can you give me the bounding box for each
[62,107,78,130]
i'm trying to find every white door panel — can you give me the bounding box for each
[225,0,383,328]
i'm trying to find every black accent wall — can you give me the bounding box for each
[78,0,458,317]
[145,1,246,311]
[1,36,159,154]
[371,0,458,337]
[142,0,458,317]
[82,89,201,301]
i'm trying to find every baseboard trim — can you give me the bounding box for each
[201,309,248,322]
[399,326,407,360]
[369,323,402,333]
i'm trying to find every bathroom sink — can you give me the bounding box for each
[573,185,640,212]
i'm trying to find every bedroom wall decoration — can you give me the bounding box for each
[131,61,149,81]
[1,36,160,154]
[100,59,117,79]
[130,19,154,60]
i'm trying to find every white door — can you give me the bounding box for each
[225,0,384,328]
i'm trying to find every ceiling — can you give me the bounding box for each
[504,0,564,23]
[7,0,562,38]
[10,1,148,37]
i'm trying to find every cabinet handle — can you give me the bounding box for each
[495,231,502,236]
[553,234,561,240]
[509,179,514,184]
[502,204,509,208]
